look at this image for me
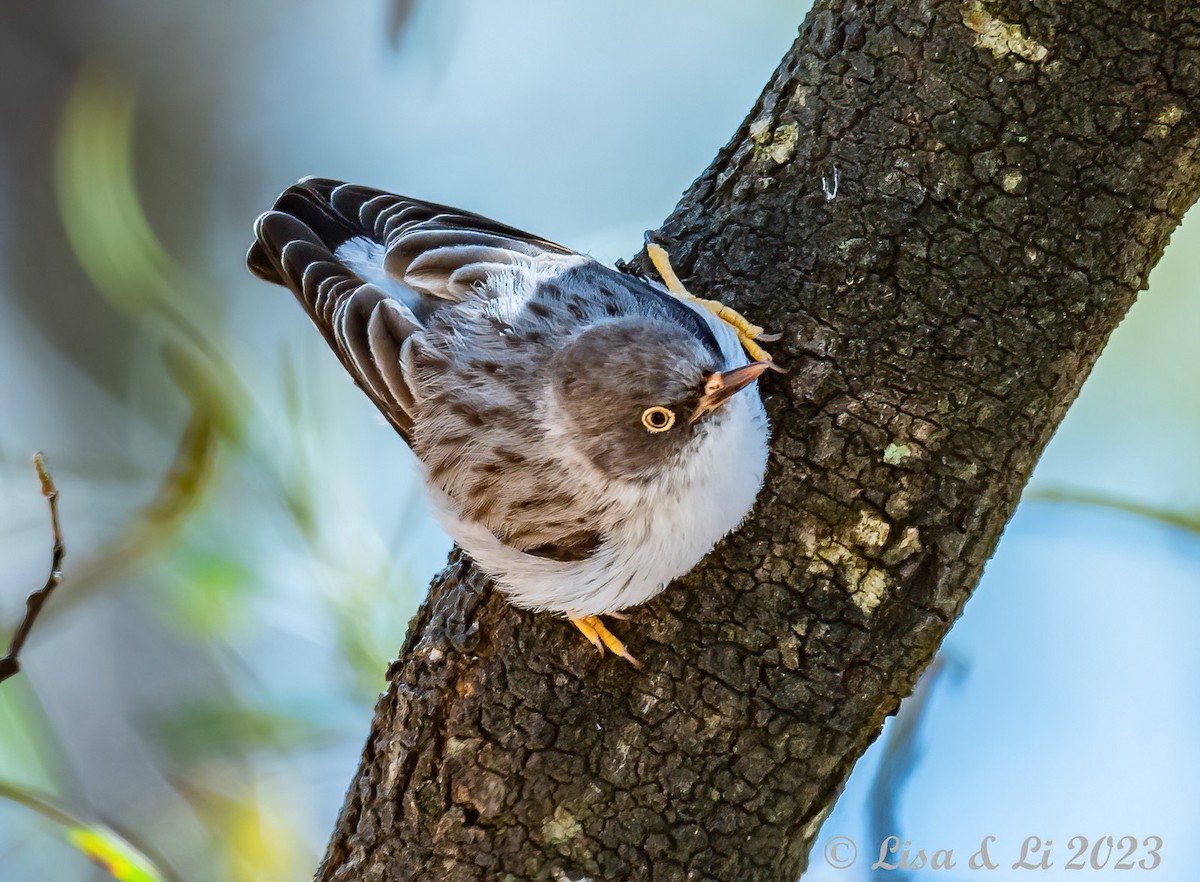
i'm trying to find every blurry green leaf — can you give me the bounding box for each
[54,69,179,320]
[328,568,421,699]
[0,780,179,882]
[67,826,165,882]
[275,349,319,542]
[153,701,336,762]
[166,551,254,636]
[54,65,248,442]
[163,341,248,447]
[224,791,311,882]
[0,681,57,787]
[160,782,315,882]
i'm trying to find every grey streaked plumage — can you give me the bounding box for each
[248,178,769,617]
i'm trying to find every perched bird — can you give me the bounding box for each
[247,178,774,665]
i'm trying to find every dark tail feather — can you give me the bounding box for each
[247,177,357,283]
[244,177,423,442]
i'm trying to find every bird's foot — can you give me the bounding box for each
[570,615,641,668]
[646,241,780,364]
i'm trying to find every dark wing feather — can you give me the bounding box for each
[246,177,723,448]
[248,180,421,440]
[247,178,574,444]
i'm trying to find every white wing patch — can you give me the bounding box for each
[336,236,424,316]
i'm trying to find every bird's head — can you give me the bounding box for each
[549,317,770,480]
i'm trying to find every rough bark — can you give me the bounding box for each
[318,1,1200,880]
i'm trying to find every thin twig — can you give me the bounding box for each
[1030,486,1200,537]
[0,453,65,684]
[0,412,216,635]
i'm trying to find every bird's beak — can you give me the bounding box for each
[689,361,773,423]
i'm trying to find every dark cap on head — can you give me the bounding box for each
[551,317,749,479]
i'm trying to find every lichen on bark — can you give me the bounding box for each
[317,1,1200,880]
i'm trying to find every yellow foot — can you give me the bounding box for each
[570,615,642,668]
[646,240,779,364]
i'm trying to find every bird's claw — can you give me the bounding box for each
[645,241,778,364]
[570,615,642,668]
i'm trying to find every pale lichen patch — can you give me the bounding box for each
[801,508,898,615]
[882,526,923,566]
[883,441,912,465]
[553,870,593,882]
[961,0,1049,63]
[751,119,799,165]
[1147,108,1180,139]
[852,568,890,614]
[849,509,891,552]
[382,737,410,790]
[769,124,799,164]
[1000,169,1024,192]
[1157,105,1183,126]
[815,539,851,568]
[542,807,583,845]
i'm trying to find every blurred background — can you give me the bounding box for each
[0,2,1196,880]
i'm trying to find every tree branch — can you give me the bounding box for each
[317,1,1200,879]
[0,454,65,685]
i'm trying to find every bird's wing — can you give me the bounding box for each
[246,178,722,443]
[248,177,571,302]
[246,178,575,443]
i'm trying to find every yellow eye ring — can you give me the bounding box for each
[641,406,676,433]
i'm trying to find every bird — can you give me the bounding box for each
[246,178,774,666]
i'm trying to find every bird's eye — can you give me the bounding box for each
[641,406,676,433]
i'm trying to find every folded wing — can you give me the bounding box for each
[248,177,724,447]
[246,177,573,443]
